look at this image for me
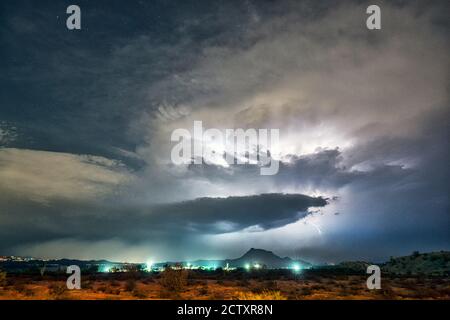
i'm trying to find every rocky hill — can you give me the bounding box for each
[225,248,312,269]
[382,251,450,276]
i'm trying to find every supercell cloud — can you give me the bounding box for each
[0,0,449,263]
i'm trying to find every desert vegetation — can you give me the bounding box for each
[0,267,449,300]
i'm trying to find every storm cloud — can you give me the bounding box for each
[0,0,449,262]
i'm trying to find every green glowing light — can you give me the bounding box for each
[100,265,112,273]
[145,260,153,272]
[292,264,301,272]
[244,263,250,270]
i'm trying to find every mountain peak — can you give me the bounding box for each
[247,248,273,254]
[225,248,312,268]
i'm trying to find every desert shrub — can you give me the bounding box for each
[158,289,181,299]
[237,279,250,287]
[222,280,235,287]
[142,277,154,284]
[195,279,207,286]
[49,283,68,299]
[82,280,93,290]
[99,286,120,295]
[338,289,352,297]
[263,280,278,290]
[298,287,312,296]
[132,289,147,298]
[235,290,287,300]
[310,284,326,291]
[0,271,6,286]
[198,285,208,295]
[22,288,35,297]
[13,283,26,293]
[209,292,225,300]
[110,280,121,287]
[5,278,14,287]
[250,284,265,293]
[376,287,396,299]
[287,292,301,300]
[408,287,439,299]
[13,283,35,297]
[125,279,136,292]
[96,285,107,292]
[160,268,187,292]
[349,278,362,286]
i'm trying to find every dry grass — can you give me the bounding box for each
[235,290,287,300]
[0,274,448,300]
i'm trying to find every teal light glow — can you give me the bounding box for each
[100,264,112,273]
[145,260,153,272]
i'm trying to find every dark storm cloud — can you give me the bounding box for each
[0,0,260,167]
[155,193,327,231]
[0,192,326,251]
[182,148,414,195]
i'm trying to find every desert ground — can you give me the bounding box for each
[0,270,449,300]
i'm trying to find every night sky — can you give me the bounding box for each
[0,0,449,264]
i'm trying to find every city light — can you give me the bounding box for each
[145,260,153,272]
[244,263,250,270]
[292,264,301,272]
[100,264,112,273]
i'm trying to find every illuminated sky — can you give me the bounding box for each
[0,0,449,263]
